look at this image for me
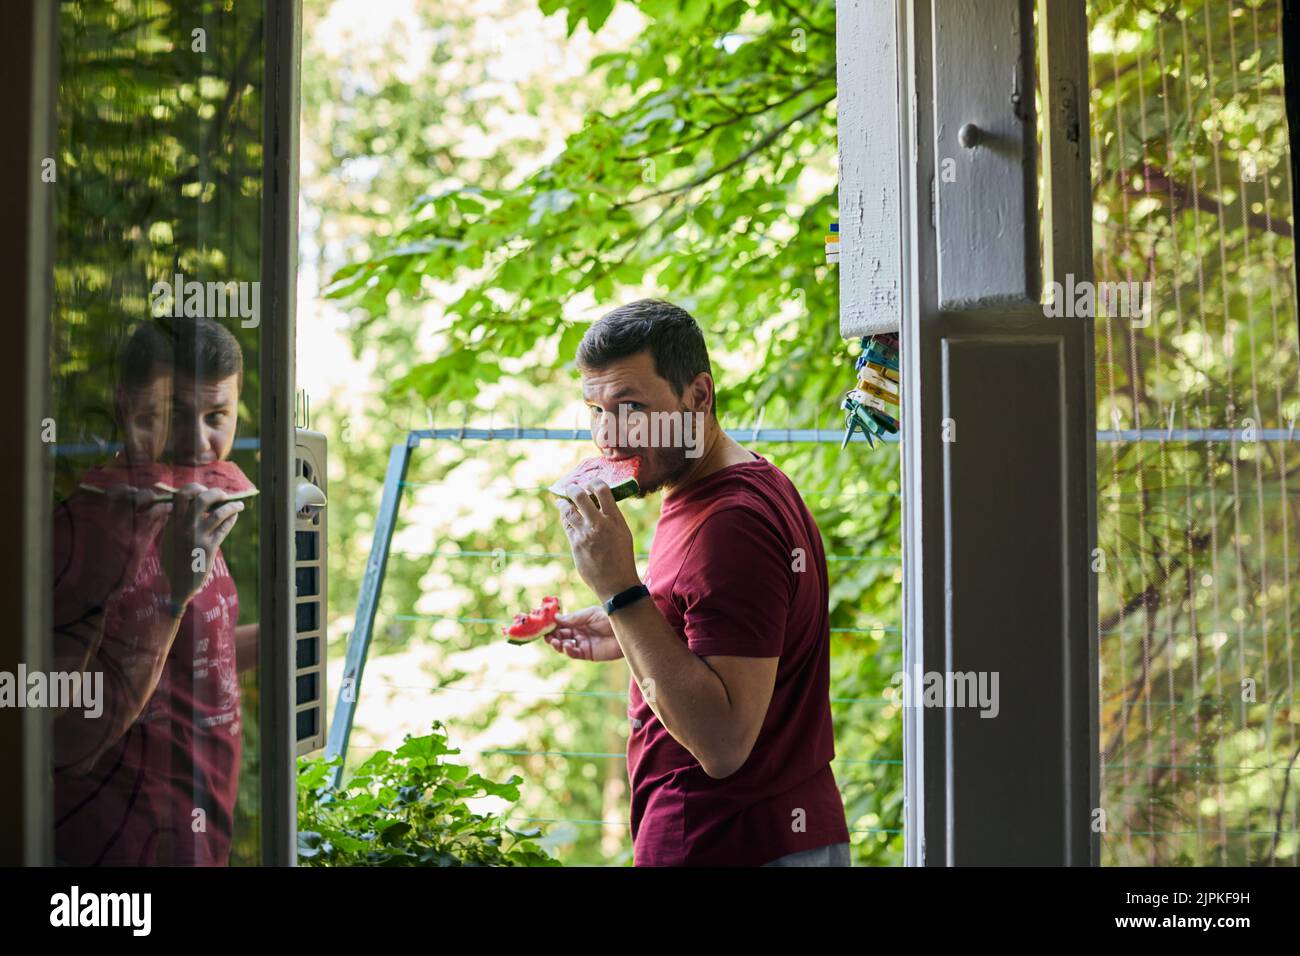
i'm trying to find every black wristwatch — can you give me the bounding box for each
[604,583,650,618]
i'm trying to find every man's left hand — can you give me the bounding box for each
[556,479,641,602]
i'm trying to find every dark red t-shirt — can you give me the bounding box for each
[51,472,243,866]
[627,450,850,866]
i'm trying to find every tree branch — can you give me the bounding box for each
[617,73,833,163]
[613,93,833,210]
[1128,161,1294,239]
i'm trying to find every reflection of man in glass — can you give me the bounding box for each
[53,317,254,866]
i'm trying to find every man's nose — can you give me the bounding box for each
[168,418,205,458]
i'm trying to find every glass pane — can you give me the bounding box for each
[49,1,265,866]
[1087,0,1299,865]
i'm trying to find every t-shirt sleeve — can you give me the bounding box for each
[675,505,793,658]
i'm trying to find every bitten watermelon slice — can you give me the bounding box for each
[548,456,641,504]
[77,461,175,502]
[79,459,259,509]
[155,460,259,506]
[502,595,562,645]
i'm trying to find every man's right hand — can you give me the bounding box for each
[545,605,624,661]
[160,483,245,608]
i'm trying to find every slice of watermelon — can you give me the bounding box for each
[548,456,641,504]
[78,461,175,502]
[503,595,562,644]
[155,460,260,507]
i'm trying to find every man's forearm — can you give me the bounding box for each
[608,596,736,775]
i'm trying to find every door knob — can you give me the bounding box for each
[958,122,983,148]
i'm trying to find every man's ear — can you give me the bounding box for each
[686,372,714,414]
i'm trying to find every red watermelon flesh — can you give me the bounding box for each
[78,460,175,501]
[155,460,258,503]
[548,456,641,503]
[503,595,562,644]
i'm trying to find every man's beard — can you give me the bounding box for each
[604,402,705,496]
[634,443,692,496]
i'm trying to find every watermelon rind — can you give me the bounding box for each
[607,477,640,501]
[506,621,557,645]
[155,484,260,501]
[547,476,639,504]
[163,487,259,510]
[77,483,172,502]
[80,483,259,508]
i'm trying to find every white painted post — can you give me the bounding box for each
[837,0,903,338]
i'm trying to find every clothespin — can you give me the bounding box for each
[854,376,900,414]
[852,399,890,439]
[842,333,902,453]
[840,394,878,449]
[861,359,900,384]
[840,410,865,449]
[862,404,899,435]
[850,375,900,426]
[862,337,899,373]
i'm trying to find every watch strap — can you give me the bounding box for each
[604,583,649,617]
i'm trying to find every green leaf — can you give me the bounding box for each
[527,188,579,226]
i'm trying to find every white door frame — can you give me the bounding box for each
[839,0,1099,865]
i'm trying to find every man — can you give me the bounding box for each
[548,299,851,866]
[52,317,253,865]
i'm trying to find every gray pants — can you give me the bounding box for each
[762,841,852,867]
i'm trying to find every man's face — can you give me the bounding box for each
[116,366,173,465]
[580,350,707,495]
[168,373,240,466]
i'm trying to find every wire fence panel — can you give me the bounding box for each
[1088,0,1300,866]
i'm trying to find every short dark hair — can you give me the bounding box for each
[118,316,244,390]
[577,299,716,415]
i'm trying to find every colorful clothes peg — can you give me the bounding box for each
[848,387,897,421]
[842,334,902,453]
[858,362,900,395]
[855,376,899,407]
[860,360,899,384]
[841,393,895,448]
[840,394,869,448]
[863,405,899,434]
[862,338,899,372]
